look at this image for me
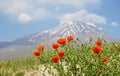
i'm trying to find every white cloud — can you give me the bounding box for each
[18,13,33,24]
[36,0,101,7]
[110,22,119,26]
[0,0,29,16]
[0,0,102,23]
[32,8,52,20]
[97,27,103,30]
[86,22,96,27]
[60,9,106,24]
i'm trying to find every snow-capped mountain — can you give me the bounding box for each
[0,19,118,60]
[13,20,115,45]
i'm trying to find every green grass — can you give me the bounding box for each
[0,42,120,76]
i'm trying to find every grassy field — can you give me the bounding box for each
[0,37,120,76]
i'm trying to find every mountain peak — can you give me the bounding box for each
[0,19,118,49]
[16,20,114,45]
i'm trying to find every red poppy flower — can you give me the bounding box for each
[92,46,102,54]
[52,43,59,49]
[96,40,102,46]
[67,36,74,41]
[57,38,67,45]
[58,51,64,57]
[37,45,44,51]
[51,56,60,63]
[102,57,108,62]
[34,51,41,56]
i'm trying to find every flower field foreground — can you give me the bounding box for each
[0,36,120,76]
[33,36,120,76]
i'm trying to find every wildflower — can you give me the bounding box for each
[92,46,102,54]
[102,57,108,62]
[52,43,59,49]
[37,45,44,51]
[51,56,60,63]
[34,51,41,56]
[67,36,74,41]
[57,38,66,45]
[58,51,64,57]
[96,40,102,46]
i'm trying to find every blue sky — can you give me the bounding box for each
[0,0,120,41]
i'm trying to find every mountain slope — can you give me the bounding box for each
[20,20,115,45]
[0,45,35,60]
